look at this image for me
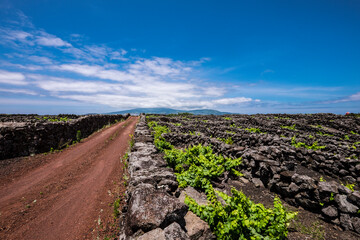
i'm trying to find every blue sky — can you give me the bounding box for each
[0,0,359,114]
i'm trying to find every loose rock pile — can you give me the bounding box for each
[0,114,129,160]
[119,114,215,240]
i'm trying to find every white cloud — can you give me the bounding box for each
[57,93,215,109]
[213,97,258,105]
[0,61,43,71]
[347,92,360,101]
[52,64,133,82]
[0,88,37,95]
[28,56,53,64]
[0,70,27,85]
[110,49,128,61]
[28,74,122,93]
[203,87,226,97]
[35,31,72,47]
[129,57,190,76]
[0,12,270,111]
[326,92,360,103]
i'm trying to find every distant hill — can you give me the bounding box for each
[107,108,231,115]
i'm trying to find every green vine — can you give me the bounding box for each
[148,119,296,239]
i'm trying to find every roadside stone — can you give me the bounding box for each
[126,185,188,235]
[136,228,166,240]
[157,179,179,192]
[321,205,338,218]
[164,222,190,240]
[130,168,177,187]
[184,211,215,240]
[334,194,359,214]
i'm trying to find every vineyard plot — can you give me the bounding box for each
[145,113,360,239]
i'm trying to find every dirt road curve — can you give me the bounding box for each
[0,116,138,240]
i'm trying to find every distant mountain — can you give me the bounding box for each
[107,108,231,115]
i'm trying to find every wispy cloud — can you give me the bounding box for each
[28,56,53,65]
[28,74,122,93]
[0,70,27,85]
[323,92,360,104]
[35,31,72,47]
[213,97,260,105]
[0,88,37,95]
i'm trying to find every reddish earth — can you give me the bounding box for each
[0,116,138,240]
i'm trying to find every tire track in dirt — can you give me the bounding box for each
[0,116,138,240]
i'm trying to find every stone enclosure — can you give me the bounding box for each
[0,114,129,160]
[119,113,360,239]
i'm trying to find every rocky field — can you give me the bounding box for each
[120,113,360,240]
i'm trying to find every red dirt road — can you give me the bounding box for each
[0,116,138,240]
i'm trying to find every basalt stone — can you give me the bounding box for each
[334,194,359,214]
[136,228,166,240]
[340,213,353,231]
[321,205,338,218]
[178,186,208,206]
[164,222,190,240]
[126,185,188,235]
[295,193,318,210]
[338,184,353,195]
[184,211,215,240]
[356,164,360,172]
[157,179,179,193]
[343,176,356,184]
[318,181,338,194]
[130,168,177,187]
[348,191,360,206]
[292,174,317,190]
[352,217,360,234]
[288,182,300,194]
[339,169,349,176]
[279,171,294,183]
[252,178,264,188]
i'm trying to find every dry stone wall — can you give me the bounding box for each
[0,114,129,160]
[119,114,215,240]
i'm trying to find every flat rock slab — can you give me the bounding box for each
[126,184,188,235]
